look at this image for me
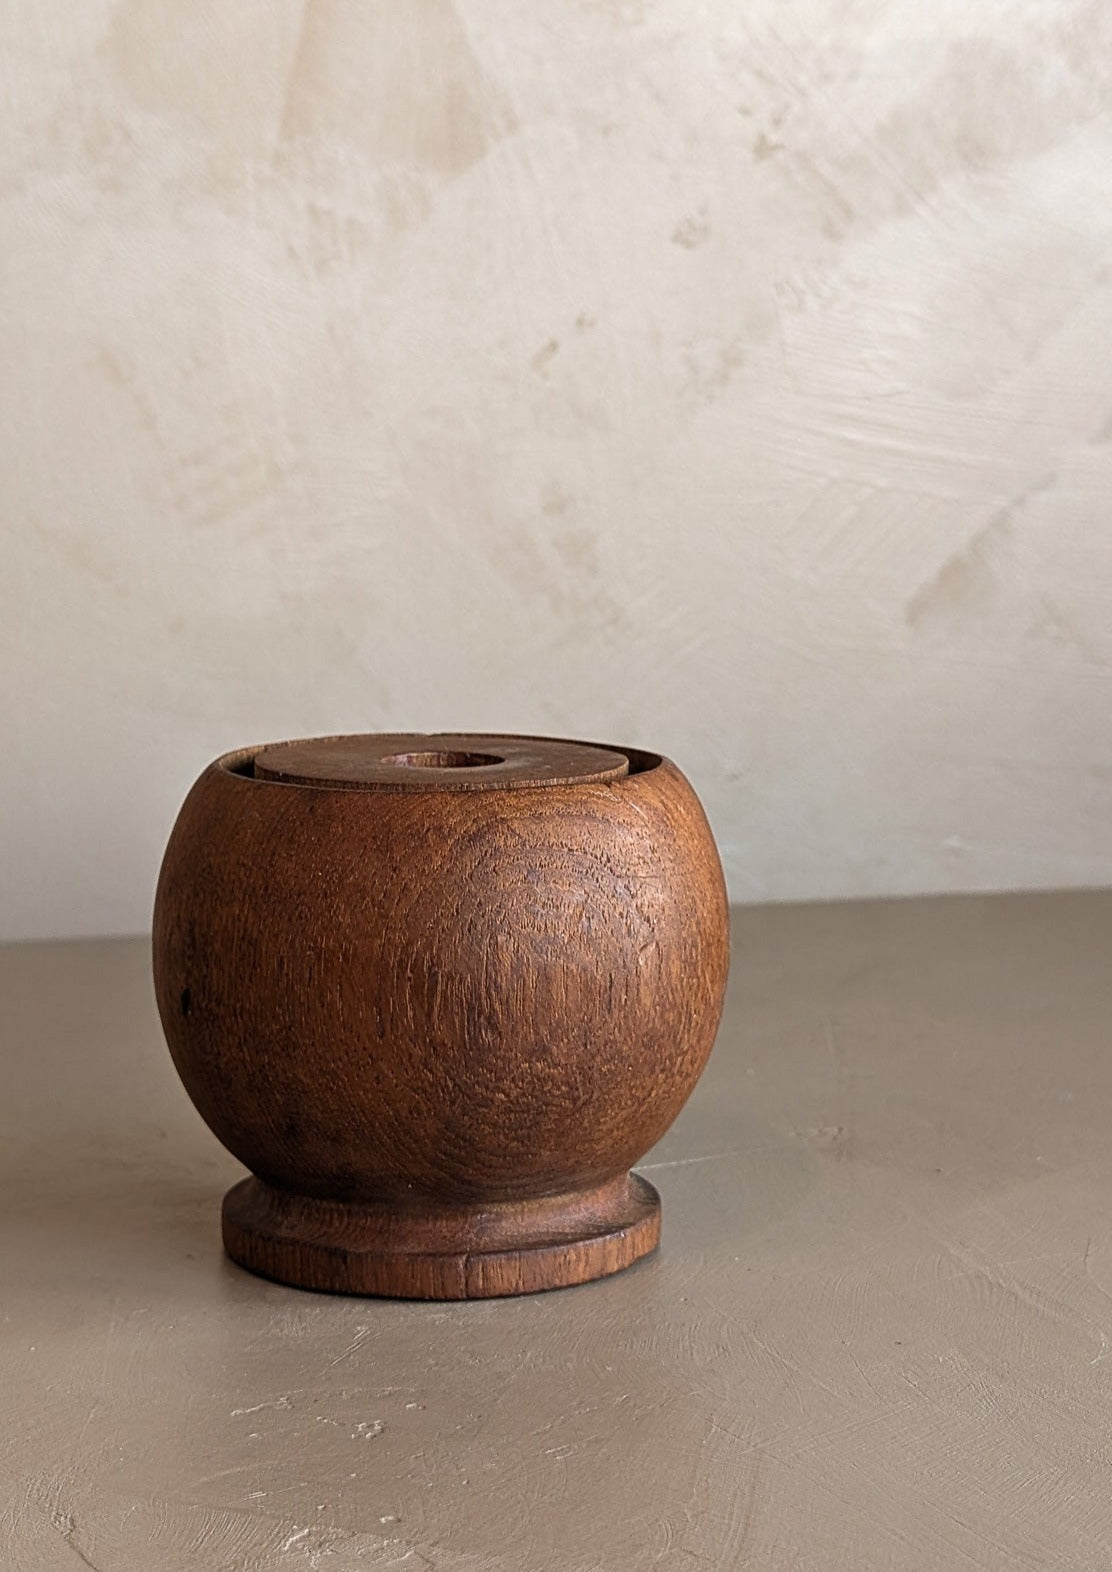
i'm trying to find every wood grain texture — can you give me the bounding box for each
[222,1173,661,1299]
[152,733,729,1297]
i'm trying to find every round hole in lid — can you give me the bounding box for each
[378,751,504,768]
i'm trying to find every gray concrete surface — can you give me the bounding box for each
[4,894,1112,1568]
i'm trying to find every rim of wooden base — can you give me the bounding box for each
[221,1173,661,1299]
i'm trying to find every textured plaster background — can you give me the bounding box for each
[3,0,1112,939]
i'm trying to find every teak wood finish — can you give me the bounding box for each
[153,733,729,1298]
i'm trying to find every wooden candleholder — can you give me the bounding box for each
[153,734,729,1298]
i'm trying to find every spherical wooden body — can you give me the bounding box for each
[153,734,729,1298]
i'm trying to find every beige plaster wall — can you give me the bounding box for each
[3,0,1112,939]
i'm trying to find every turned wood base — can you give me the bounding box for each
[222,1173,662,1299]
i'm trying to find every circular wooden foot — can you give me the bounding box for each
[222,1173,661,1299]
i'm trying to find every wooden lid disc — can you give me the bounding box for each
[252,733,630,792]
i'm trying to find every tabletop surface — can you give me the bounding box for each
[4,892,1112,1571]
